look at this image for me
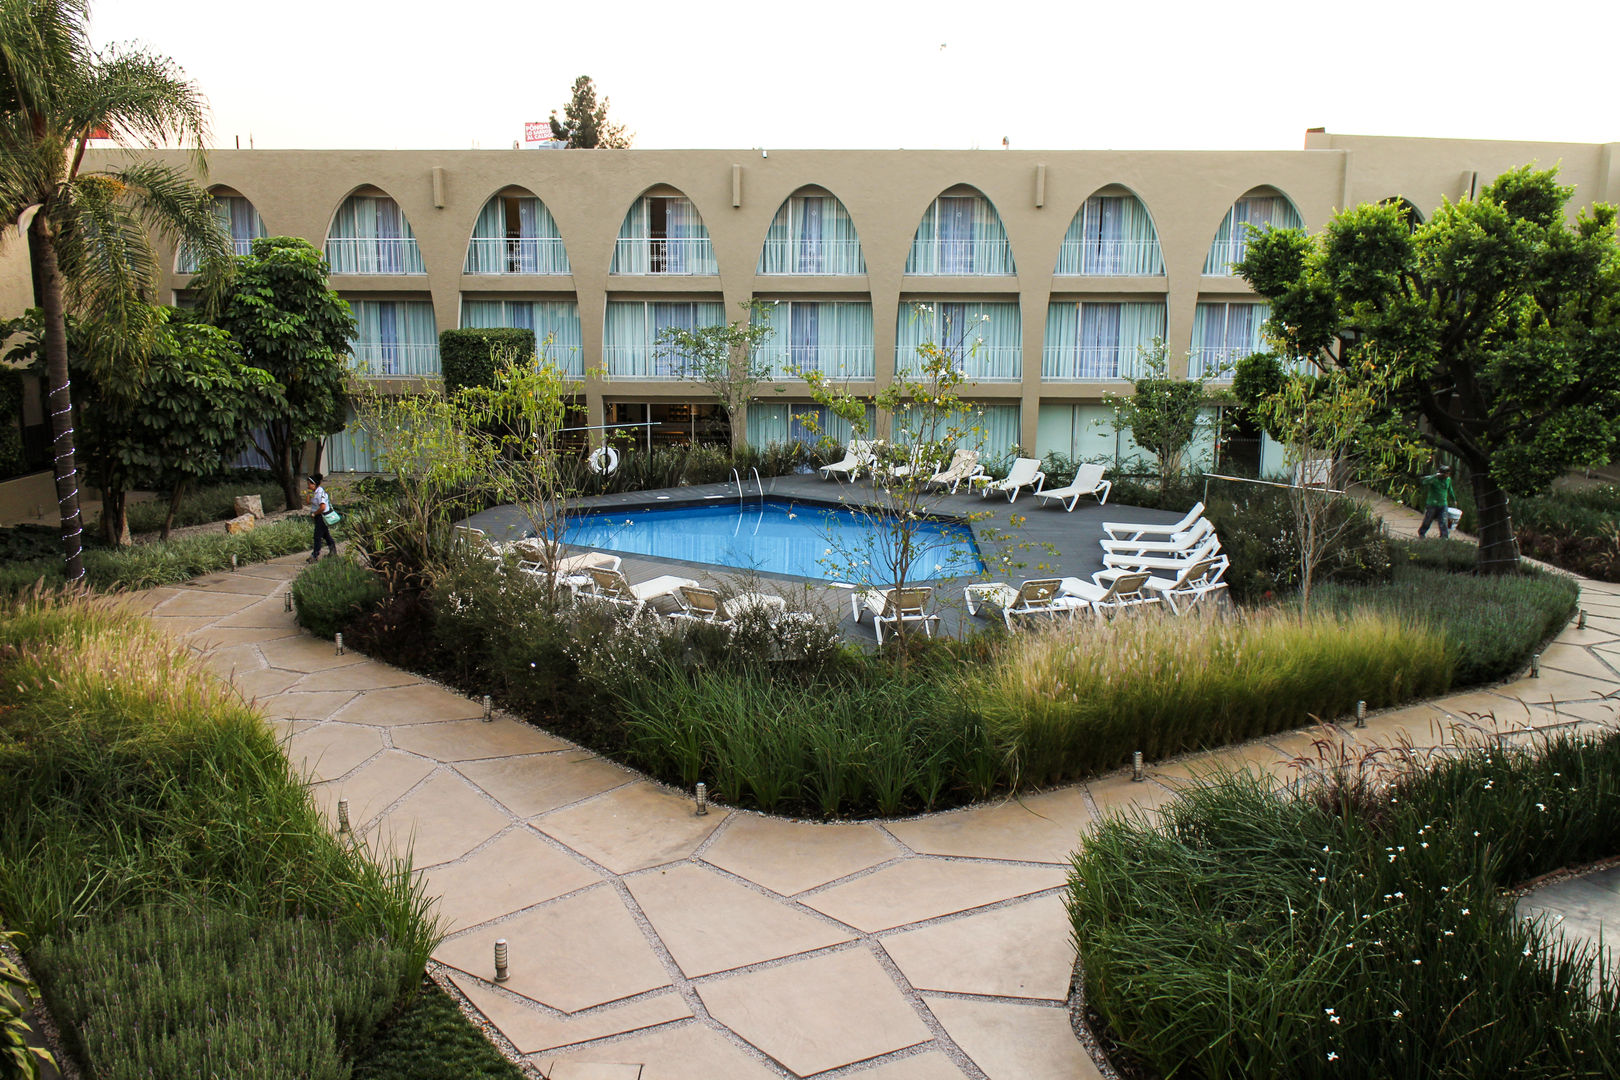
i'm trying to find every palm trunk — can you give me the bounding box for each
[30,212,85,581]
[1469,470,1520,574]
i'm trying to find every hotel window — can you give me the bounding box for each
[904,195,1015,276]
[177,195,265,271]
[1190,301,1271,379]
[1204,191,1302,276]
[897,302,1021,381]
[755,301,874,379]
[461,300,583,376]
[1042,301,1166,381]
[745,402,876,450]
[602,300,726,378]
[1054,194,1164,276]
[757,195,866,275]
[325,194,426,275]
[348,300,439,376]
[464,195,571,275]
[611,195,717,275]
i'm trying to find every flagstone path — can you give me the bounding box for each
[133,502,1619,1080]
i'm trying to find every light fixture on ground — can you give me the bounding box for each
[1578,610,1587,629]
[694,782,708,815]
[1131,751,1143,782]
[494,939,509,983]
[337,797,350,835]
[1530,653,1540,678]
[1356,700,1367,728]
[335,632,344,656]
[230,553,237,572]
[482,694,492,721]
[284,590,292,612]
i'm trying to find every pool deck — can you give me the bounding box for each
[118,493,1620,1080]
[461,472,1185,642]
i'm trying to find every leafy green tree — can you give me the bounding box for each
[0,0,231,579]
[74,307,279,541]
[547,76,631,149]
[213,236,355,508]
[1238,165,1620,573]
[657,300,776,454]
[1109,344,1208,487]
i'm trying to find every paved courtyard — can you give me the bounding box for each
[126,498,1620,1079]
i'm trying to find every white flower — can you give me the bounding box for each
[1461,908,1470,916]
[1327,1052,1340,1062]
[1536,803,1547,812]
[1393,1009,1403,1018]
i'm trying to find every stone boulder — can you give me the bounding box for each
[225,513,256,535]
[234,494,264,519]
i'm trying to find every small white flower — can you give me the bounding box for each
[1327,1052,1340,1062]
[1461,908,1470,916]
[1393,1009,1402,1018]
[1536,803,1547,812]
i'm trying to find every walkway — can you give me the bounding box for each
[126,505,1620,1080]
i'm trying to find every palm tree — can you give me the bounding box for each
[0,0,228,577]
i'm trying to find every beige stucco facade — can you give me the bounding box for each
[55,131,1620,455]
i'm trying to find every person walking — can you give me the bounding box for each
[307,473,339,561]
[1417,463,1457,539]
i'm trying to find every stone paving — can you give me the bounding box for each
[134,498,1620,1080]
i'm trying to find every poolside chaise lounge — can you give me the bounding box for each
[1101,534,1223,573]
[515,548,622,592]
[925,449,986,494]
[671,585,792,626]
[1101,501,1205,543]
[1058,570,1159,616]
[1100,515,1216,558]
[1034,463,1112,511]
[820,440,879,483]
[964,578,1071,630]
[973,457,1047,502]
[1140,556,1230,615]
[851,586,939,645]
[582,566,699,616]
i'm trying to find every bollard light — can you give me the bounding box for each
[482,694,493,721]
[1131,751,1144,782]
[230,553,238,572]
[695,782,709,815]
[337,797,351,835]
[494,938,509,983]
[335,632,344,656]
[1356,700,1367,729]
[1578,610,1587,630]
[284,590,293,612]
[1530,653,1540,678]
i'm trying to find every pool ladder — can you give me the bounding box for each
[732,467,763,505]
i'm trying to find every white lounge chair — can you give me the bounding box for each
[1101,534,1223,573]
[515,549,621,592]
[973,457,1047,503]
[926,449,986,494]
[1100,516,1215,558]
[1142,556,1230,615]
[671,585,789,626]
[1034,463,1112,511]
[1058,570,1159,617]
[582,566,699,616]
[1102,502,1205,543]
[965,578,1070,630]
[820,439,878,483]
[851,586,939,645]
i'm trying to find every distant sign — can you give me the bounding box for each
[524,121,553,144]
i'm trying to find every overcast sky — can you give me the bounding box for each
[91,0,1617,152]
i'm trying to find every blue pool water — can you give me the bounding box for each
[562,498,983,583]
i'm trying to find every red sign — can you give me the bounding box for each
[524,121,551,144]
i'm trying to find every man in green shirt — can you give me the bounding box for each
[1417,463,1457,539]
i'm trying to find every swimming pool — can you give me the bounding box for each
[562,498,984,583]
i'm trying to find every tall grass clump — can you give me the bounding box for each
[292,555,387,639]
[0,589,440,1076]
[972,606,1450,788]
[1069,731,1620,1078]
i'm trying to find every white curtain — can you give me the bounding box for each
[1056,195,1163,275]
[905,195,1013,275]
[1117,302,1166,378]
[326,195,424,274]
[350,300,438,376]
[1204,194,1303,275]
[461,300,583,375]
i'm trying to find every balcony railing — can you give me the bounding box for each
[349,342,441,377]
[1203,240,1251,276]
[1041,346,1143,381]
[177,236,260,272]
[759,346,875,380]
[896,345,1021,382]
[1188,346,1247,380]
[1054,238,1164,276]
[611,237,717,275]
[325,237,426,275]
[601,346,683,379]
[906,238,1015,276]
[757,238,865,275]
[464,237,571,275]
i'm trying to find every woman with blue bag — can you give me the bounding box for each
[306,473,340,561]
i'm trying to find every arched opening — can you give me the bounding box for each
[1380,196,1426,231]
[324,186,426,275]
[1055,186,1164,276]
[1204,186,1302,276]
[611,186,716,275]
[757,186,866,275]
[176,185,266,272]
[905,186,1015,276]
[464,188,571,274]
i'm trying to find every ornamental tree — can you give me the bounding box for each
[547,76,631,149]
[1109,344,1209,488]
[1237,165,1620,573]
[657,300,777,454]
[213,237,355,507]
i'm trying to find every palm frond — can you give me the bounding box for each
[67,45,210,173]
[0,0,91,118]
[53,174,162,361]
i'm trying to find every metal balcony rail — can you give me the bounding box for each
[464,237,571,275]
[759,345,876,379]
[349,342,441,377]
[895,344,1022,381]
[757,238,865,275]
[905,238,1016,276]
[1041,345,1144,381]
[1054,238,1164,276]
[325,237,427,275]
[611,237,718,275]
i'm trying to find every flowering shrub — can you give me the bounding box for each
[1068,730,1620,1078]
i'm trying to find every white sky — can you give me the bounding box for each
[91,0,1617,152]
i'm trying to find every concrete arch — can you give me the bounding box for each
[1054,183,1166,276]
[609,184,719,276]
[755,185,868,275]
[906,183,1017,275]
[1202,184,1305,276]
[461,184,573,274]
